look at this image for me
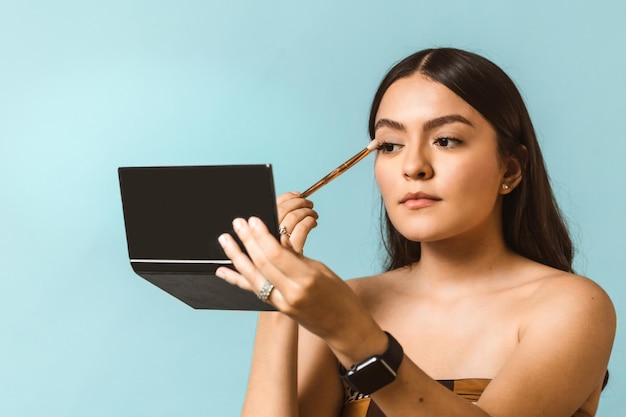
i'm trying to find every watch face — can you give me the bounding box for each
[345,357,396,395]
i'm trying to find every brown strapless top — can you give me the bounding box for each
[341,378,595,417]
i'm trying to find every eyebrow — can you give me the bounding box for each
[374,114,474,133]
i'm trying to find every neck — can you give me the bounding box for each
[409,225,521,295]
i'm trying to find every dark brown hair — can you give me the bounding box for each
[369,48,573,272]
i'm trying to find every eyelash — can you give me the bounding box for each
[376,141,401,153]
[376,137,462,153]
[434,137,462,148]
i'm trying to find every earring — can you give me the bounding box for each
[501,183,510,190]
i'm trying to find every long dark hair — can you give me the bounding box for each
[369,48,573,272]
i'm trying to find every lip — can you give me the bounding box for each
[400,192,441,209]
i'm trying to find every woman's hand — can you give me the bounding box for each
[275,191,318,255]
[215,215,382,359]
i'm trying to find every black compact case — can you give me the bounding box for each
[118,164,279,310]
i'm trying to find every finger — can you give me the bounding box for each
[276,191,304,221]
[217,229,281,295]
[216,262,283,306]
[275,193,318,253]
[276,191,306,208]
[245,217,306,282]
[279,210,317,248]
[229,218,296,289]
[215,264,254,292]
[288,215,317,252]
[280,233,305,258]
[278,212,317,240]
[217,231,288,306]
[277,193,315,225]
[279,207,318,232]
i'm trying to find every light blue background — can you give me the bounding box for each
[1,0,624,416]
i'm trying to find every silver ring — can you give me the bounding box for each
[278,225,291,237]
[257,280,274,303]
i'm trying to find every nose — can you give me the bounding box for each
[402,144,433,180]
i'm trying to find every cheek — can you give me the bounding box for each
[449,156,502,198]
[374,160,393,198]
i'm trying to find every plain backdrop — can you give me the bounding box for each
[1,0,624,416]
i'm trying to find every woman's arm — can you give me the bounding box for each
[241,312,299,416]
[239,192,344,417]
[473,275,615,417]
[297,325,345,416]
[241,314,344,417]
[218,216,615,417]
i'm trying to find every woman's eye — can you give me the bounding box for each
[434,137,461,148]
[377,142,403,153]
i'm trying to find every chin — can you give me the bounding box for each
[394,228,445,243]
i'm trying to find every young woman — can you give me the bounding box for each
[215,48,616,417]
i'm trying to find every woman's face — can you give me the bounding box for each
[374,74,507,245]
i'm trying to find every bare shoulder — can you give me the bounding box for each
[525,267,616,324]
[345,270,394,293]
[344,269,408,310]
[477,266,617,416]
[516,265,616,372]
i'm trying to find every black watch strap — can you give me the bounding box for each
[338,331,404,395]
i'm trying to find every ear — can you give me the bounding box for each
[500,145,527,194]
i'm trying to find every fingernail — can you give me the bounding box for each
[249,216,260,228]
[218,234,228,246]
[233,218,244,231]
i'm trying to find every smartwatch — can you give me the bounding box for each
[338,332,404,395]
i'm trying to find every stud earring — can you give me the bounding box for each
[501,183,510,190]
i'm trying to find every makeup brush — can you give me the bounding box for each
[300,140,379,198]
